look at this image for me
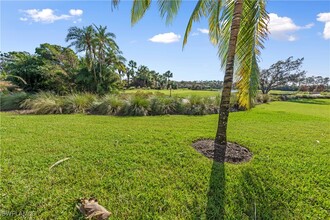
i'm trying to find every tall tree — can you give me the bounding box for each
[126,60,137,86]
[93,24,119,83]
[163,70,173,89]
[259,57,306,94]
[66,25,96,81]
[66,25,125,94]
[112,0,269,147]
[136,65,150,87]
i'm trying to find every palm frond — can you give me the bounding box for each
[236,53,259,109]
[131,0,152,25]
[217,0,235,69]
[111,0,120,10]
[235,0,269,109]
[207,0,222,45]
[183,0,210,48]
[157,0,182,25]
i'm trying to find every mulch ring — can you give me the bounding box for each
[192,139,252,164]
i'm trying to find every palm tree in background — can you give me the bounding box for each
[163,70,173,89]
[93,24,119,82]
[136,65,150,87]
[112,0,269,147]
[127,60,137,86]
[66,24,126,93]
[66,25,96,81]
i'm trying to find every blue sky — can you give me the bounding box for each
[1,0,330,80]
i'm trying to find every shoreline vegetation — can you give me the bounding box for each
[1,89,329,116]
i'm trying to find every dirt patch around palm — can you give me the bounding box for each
[192,139,252,164]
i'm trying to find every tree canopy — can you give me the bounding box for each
[259,57,306,94]
[0,24,175,94]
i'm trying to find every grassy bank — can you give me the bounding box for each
[1,99,329,219]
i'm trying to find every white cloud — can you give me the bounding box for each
[304,23,315,29]
[268,13,314,41]
[149,32,181,43]
[191,32,199,36]
[317,12,330,22]
[20,8,83,23]
[69,9,83,16]
[317,12,330,40]
[197,28,209,34]
[288,35,296,42]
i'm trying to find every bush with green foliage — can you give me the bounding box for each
[21,92,65,114]
[256,93,270,103]
[183,96,209,115]
[122,94,150,116]
[0,92,29,111]
[64,93,97,113]
[150,96,178,115]
[2,91,258,115]
[91,95,124,115]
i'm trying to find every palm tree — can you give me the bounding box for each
[163,70,173,89]
[112,0,269,147]
[93,25,119,82]
[136,65,150,87]
[149,70,157,88]
[66,25,96,80]
[127,60,137,86]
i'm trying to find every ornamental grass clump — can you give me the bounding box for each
[122,94,150,116]
[149,96,178,115]
[21,92,65,114]
[64,93,97,113]
[184,95,209,115]
[0,92,29,111]
[256,93,270,103]
[92,94,124,115]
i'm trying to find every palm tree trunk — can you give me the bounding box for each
[215,0,244,147]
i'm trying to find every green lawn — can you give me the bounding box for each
[1,99,329,219]
[122,89,220,98]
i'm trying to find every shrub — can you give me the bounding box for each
[150,96,177,115]
[184,96,209,115]
[206,96,220,114]
[172,97,185,114]
[122,95,150,116]
[92,95,124,115]
[21,92,65,114]
[64,93,97,113]
[256,93,270,103]
[0,92,29,111]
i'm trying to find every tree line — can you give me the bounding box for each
[0,24,175,94]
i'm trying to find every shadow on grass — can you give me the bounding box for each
[288,98,330,105]
[205,147,286,219]
[235,168,289,219]
[206,144,226,219]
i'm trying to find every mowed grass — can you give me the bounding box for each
[122,89,220,98]
[0,99,329,219]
